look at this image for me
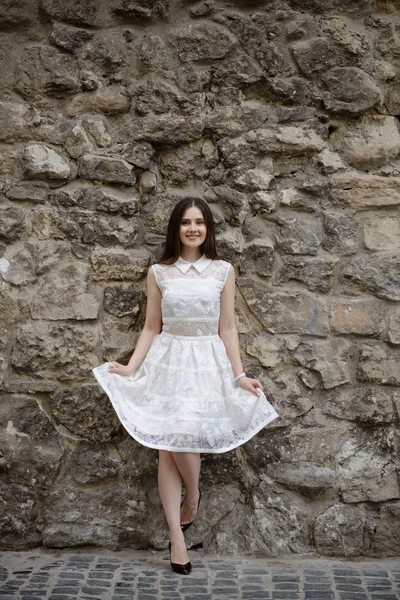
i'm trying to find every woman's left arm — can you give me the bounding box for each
[219,266,263,397]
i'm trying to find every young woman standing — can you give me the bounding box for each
[93,197,279,574]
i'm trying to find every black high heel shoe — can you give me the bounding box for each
[181,489,201,533]
[168,541,192,575]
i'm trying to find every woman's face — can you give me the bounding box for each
[179,206,207,250]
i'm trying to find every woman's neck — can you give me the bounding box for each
[180,248,203,263]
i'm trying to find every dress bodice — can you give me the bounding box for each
[152,257,231,336]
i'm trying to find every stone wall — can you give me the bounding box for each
[1,0,400,557]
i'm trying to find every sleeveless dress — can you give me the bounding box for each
[92,255,279,453]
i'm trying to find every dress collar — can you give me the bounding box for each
[174,254,212,274]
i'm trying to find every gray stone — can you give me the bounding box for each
[357,342,400,386]
[280,187,320,212]
[322,387,395,425]
[91,248,150,281]
[30,263,100,320]
[64,122,94,158]
[331,172,400,208]
[292,36,341,77]
[103,285,142,317]
[128,114,203,145]
[77,186,139,216]
[331,115,400,170]
[123,141,155,169]
[175,22,236,62]
[387,306,400,344]
[341,252,400,301]
[322,212,359,256]
[0,482,40,550]
[323,67,382,115]
[276,214,323,255]
[212,50,263,86]
[247,125,326,155]
[314,504,365,557]
[11,322,100,381]
[386,83,400,114]
[340,454,399,503]
[40,45,81,95]
[268,76,313,106]
[23,143,73,180]
[330,298,385,335]
[113,0,170,21]
[70,442,120,484]
[279,255,338,292]
[0,206,25,242]
[238,275,329,336]
[214,185,248,227]
[363,215,400,251]
[245,332,285,369]
[0,101,30,142]
[41,0,106,26]
[240,237,275,277]
[78,154,136,185]
[249,191,277,215]
[50,22,93,53]
[294,338,351,389]
[0,395,63,490]
[0,242,36,286]
[206,106,267,138]
[68,85,130,116]
[0,0,39,29]
[369,502,400,556]
[7,181,48,203]
[51,384,121,442]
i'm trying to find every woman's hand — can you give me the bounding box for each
[107,362,133,376]
[238,376,264,397]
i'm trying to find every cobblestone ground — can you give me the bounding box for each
[0,550,399,600]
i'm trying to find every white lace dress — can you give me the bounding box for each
[92,255,279,453]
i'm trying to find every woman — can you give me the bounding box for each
[92,197,278,574]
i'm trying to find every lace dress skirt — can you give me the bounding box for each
[92,258,279,453]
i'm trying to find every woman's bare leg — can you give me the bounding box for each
[158,450,188,564]
[172,452,201,526]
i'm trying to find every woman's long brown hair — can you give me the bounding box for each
[157,197,221,265]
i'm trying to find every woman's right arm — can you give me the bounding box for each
[107,267,162,376]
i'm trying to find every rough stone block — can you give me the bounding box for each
[238,275,329,336]
[245,332,285,369]
[247,125,326,154]
[11,322,100,381]
[0,482,40,550]
[330,298,385,335]
[7,182,48,203]
[0,206,25,242]
[78,154,135,185]
[387,307,400,344]
[239,237,275,277]
[314,504,365,557]
[68,85,130,116]
[0,395,63,490]
[323,67,382,115]
[23,143,74,180]
[357,342,400,385]
[276,214,323,255]
[51,384,121,442]
[41,0,107,26]
[175,22,236,62]
[323,387,395,424]
[0,242,36,286]
[279,255,338,292]
[70,442,120,484]
[368,502,400,556]
[91,248,150,281]
[331,115,400,170]
[292,36,341,76]
[331,172,400,208]
[363,215,400,250]
[294,338,351,389]
[341,252,400,301]
[0,101,30,142]
[323,212,358,256]
[30,263,100,320]
[50,22,93,53]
